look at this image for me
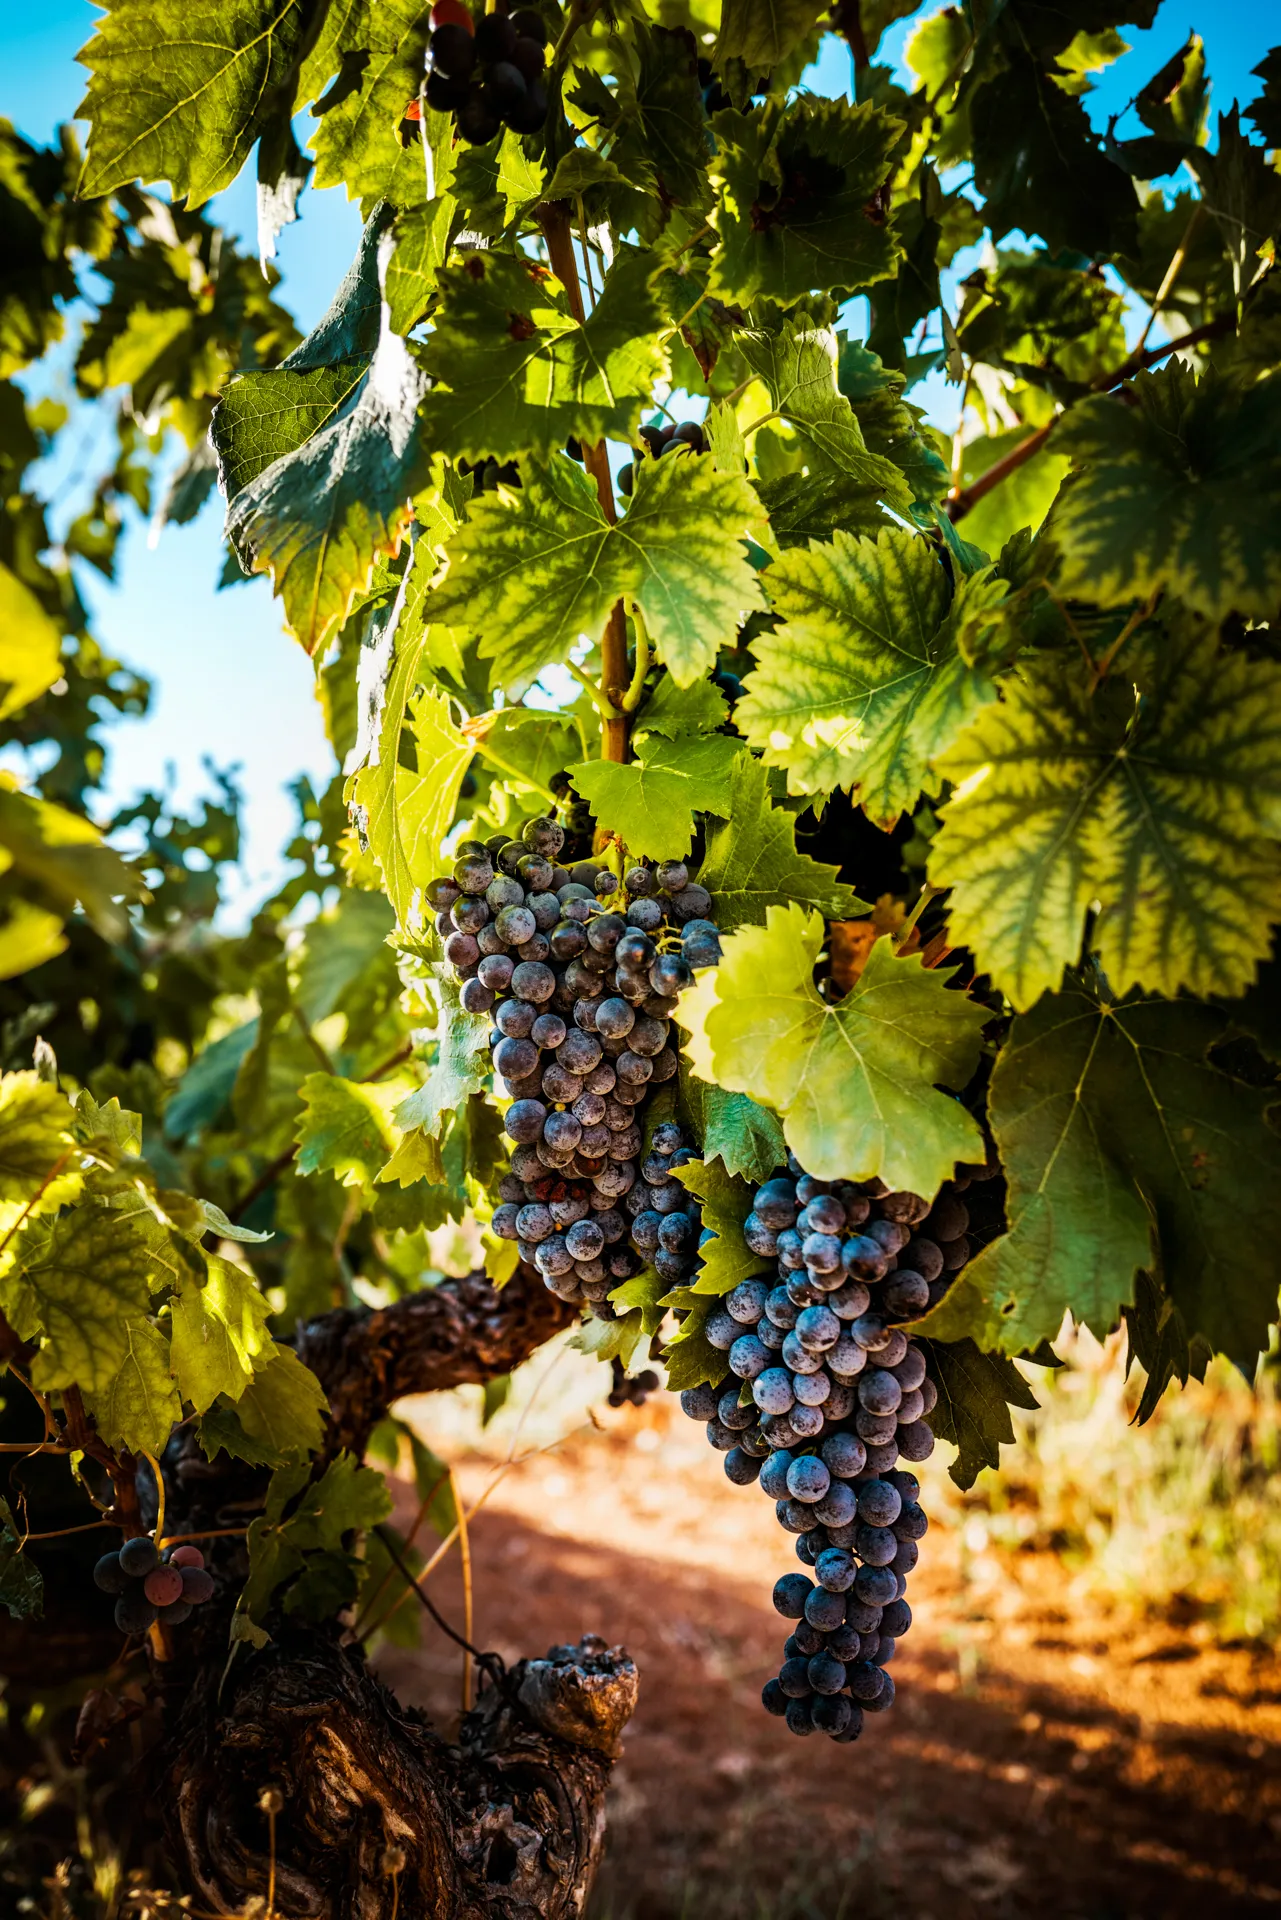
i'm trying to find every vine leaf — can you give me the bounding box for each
[232,1347,329,1462]
[77,0,309,206]
[0,1072,77,1212]
[737,328,912,511]
[431,451,764,695]
[5,1205,179,1394]
[0,562,62,720]
[300,0,433,205]
[294,1074,402,1187]
[677,905,986,1195]
[919,1338,1040,1490]
[710,99,903,304]
[349,637,473,937]
[698,747,869,929]
[918,987,1281,1366]
[85,1313,181,1458]
[678,1061,787,1186]
[738,527,1006,822]
[672,1157,769,1297]
[0,787,146,942]
[225,237,429,658]
[0,1498,42,1621]
[168,1258,275,1414]
[394,978,491,1140]
[928,624,1281,1008]
[714,0,829,71]
[568,734,741,862]
[419,249,667,460]
[632,672,728,740]
[1050,362,1281,619]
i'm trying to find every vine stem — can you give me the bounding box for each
[537,200,630,763]
[895,883,941,950]
[946,313,1236,522]
[621,606,651,712]
[453,1465,474,1715]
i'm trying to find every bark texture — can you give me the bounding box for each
[152,1265,629,1917]
[159,1624,636,1919]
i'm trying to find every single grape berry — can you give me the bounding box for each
[144,1565,184,1608]
[115,1588,158,1634]
[180,1567,216,1605]
[93,1551,128,1594]
[119,1536,158,1579]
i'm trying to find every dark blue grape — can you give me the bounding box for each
[862,1672,896,1713]
[785,1697,816,1736]
[93,1551,127,1594]
[854,1564,898,1608]
[771,1572,813,1619]
[119,1536,158,1578]
[845,1660,886,1703]
[807,1650,847,1695]
[856,1479,902,1528]
[811,1692,853,1737]
[725,1448,762,1486]
[814,1548,856,1593]
[761,1677,788,1718]
[804,1586,846,1631]
[680,1383,720,1421]
[880,1599,912,1638]
[785,1456,830,1504]
[114,1588,158,1634]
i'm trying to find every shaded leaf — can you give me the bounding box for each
[294,1073,401,1187]
[929,625,1281,1007]
[698,747,869,929]
[85,1313,180,1457]
[918,987,1281,1366]
[672,1156,769,1297]
[920,1338,1039,1490]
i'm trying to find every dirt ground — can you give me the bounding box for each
[373,1382,1281,1920]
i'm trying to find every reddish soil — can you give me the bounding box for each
[373,1393,1281,1920]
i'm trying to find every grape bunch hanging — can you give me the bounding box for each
[428,815,723,1315]
[425,2,550,145]
[677,1163,993,1744]
[93,1537,214,1636]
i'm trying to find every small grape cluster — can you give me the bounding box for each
[429,817,723,1316]
[618,419,708,497]
[677,1161,989,1742]
[93,1537,214,1636]
[425,2,550,145]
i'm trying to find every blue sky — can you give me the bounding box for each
[2,3,1276,914]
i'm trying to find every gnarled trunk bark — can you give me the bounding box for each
[39,1268,635,1916]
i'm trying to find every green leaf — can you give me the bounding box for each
[698,753,868,930]
[567,734,742,862]
[294,1073,401,1186]
[349,644,474,935]
[0,1072,76,1211]
[0,787,145,942]
[77,0,308,207]
[393,977,490,1139]
[679,1067,787,1186]
[710,99,903,305]
[233,1345,329,1460]
[737,328,912,512]
[1049,363,1281,620]
[738,528,1005,824]
[661,1294,727,1392]
[918,987,1281,1366]
[635,673,729,741]
[197,1400,292,1469]
[85,1313,180,1457]
[671,1157,769,1297]
[0,1498,42,1621]
[678,906,986,1194]
[714,0,827,70]
[385,192,457,336]
[295,889,396,1027]
[919,1338,1039,1490]
[928,624,1281,1008]
[0,562,62,720]
[300,3,437,205]
[168,1257,274,1413]
[7,1206,180,1394]
[226,265,429,657]
[234,1450,390,1643]
[608,1269,668,1336]
[213,362,368,502]
[164,1020,258,1143]
[970,44,1139,257]
[431,450,764,694]
[419,249,667,462]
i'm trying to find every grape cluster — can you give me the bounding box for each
[618,419,708,497]
[429,817,723,1316]
[678,1162,989,1742]
[425,2,550,145]
[93,1537,214,1636]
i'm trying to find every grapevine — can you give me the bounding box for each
[3,0,1281,1908]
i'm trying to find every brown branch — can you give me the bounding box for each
[832,1,869,71]
[946,314,1236,523]
[297,1265,576,1459]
